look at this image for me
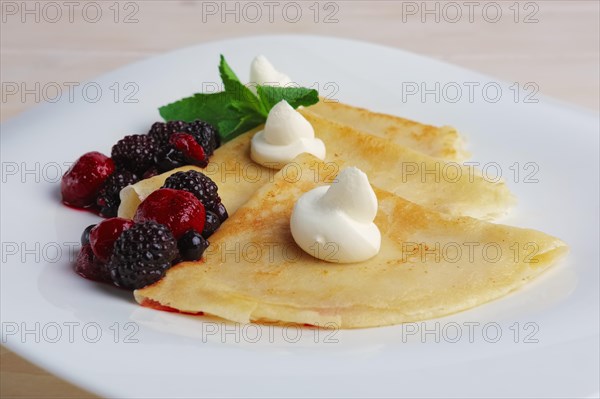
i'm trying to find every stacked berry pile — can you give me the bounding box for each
[61,122,226,289]
[75,171,226,289]
[61,120,220,217]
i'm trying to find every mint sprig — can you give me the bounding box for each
[257,85,318,111]
[159,55,319,143]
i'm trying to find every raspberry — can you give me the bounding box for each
[89,218,135,263]
[74,244,111,283]
[162,170,221,213]
[107,221,179,289]
[148,120,219,156]
[134,188,206,239]
[178,230,209,261]
[96,171,139,217]
[154,133,208,173]
[111,134,158,175]
[169,133,207,167]
[61,152,115,208]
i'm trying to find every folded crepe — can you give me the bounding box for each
[119,112,513,220]
[135,154,567,328]
[305,100,468,161]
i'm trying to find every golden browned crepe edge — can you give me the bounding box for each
[134,155,567,329]
[306,100,469,161]
[119,115,513,221]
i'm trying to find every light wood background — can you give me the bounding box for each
[1,1,598,397]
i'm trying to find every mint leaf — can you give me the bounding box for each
[219,55,265,116]
[159,55,320,143]
[159,92,265,142]
[217,111,264,142]
[229,99,263,117]
[257,85,319,111]
[159,92,234,127]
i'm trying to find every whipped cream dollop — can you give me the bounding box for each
[249,55,292,87]
[250,100,325,169]
[290,167,381,263]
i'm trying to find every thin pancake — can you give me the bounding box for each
[135,154,567,329]
[305,100,468,161]
[119,112,513,220]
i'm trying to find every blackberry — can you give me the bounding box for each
[202,211,221,239]
[162,170,222,213]
[107,221,179,289]
[148,120,185,148]
[148,120,219,156]
[187,120,220,156]
[96,171,139,217]
[178,230,209,261]
[111,134,158,175]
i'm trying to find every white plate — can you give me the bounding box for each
[1,35,598,398]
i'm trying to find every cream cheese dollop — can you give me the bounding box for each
[250,100,325,169]
[249,55,292,87]
[290,167,381,263]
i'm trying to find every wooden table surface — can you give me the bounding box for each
[1,1,598,397]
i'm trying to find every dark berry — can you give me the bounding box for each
[96,171,139,217]
[202,211,221,239]
[142,167,159,179]
[178,230,209,261]
[61,152,115,208]
[169,133,207,167]
[111,134,158,175]
[154,133,208,173]
[81,224,96,246]
[134,188,206,239]
[156,147,186,173]
[213,202,229,223]
[162,170,221,212]
[148,120,182,148]
[107,221,179,289]
[75,244,111,283]
[148,120,219,156]
[187,120,219,156]
[89,217,135,263]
